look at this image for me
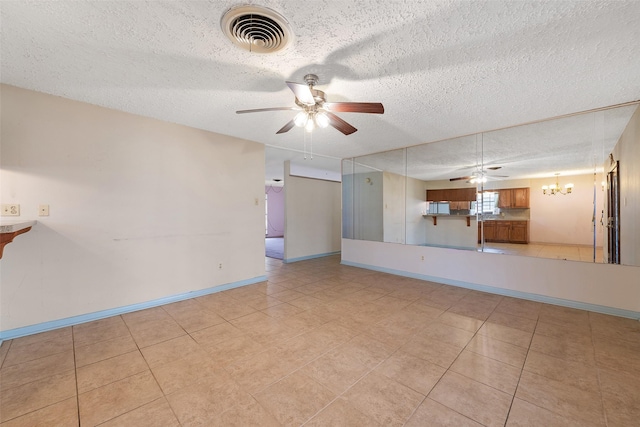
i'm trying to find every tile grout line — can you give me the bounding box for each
[298,299,421,426]
[422,301,506,426]
[0,339,14,371]
[502,311,540,426]
[102,313,183,427]
[71,325,81,427]
[138,306,190,424]
[258,282,421,425]
[588,312,610,427]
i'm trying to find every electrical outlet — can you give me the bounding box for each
[421,256,425,261]
[39,204,50,216]
[1,204,20,216]
[218,263,223,269]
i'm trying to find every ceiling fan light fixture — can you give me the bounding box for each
[294,111,308,127]
[236,75,383,137]
[305,118,315,132]
[315,112,329,128]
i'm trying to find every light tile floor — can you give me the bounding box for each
[483,242,604,263]
[1,255,639,426]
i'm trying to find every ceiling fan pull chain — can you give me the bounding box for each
[303,129,307,160]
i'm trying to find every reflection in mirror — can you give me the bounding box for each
[478,113,602,261]
[406,135,479,250]
[342,149,407,243]
[342,102,640,266]
[479,105,638,264]
[341,159,355,240]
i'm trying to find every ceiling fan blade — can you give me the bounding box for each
[285,81,315,106]
[236,107,298,114]
[326,112,357,135]
[450,176,474,181]
[276,120,295,134]
[324,102,384,114]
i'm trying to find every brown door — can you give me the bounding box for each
[607,161,620,264]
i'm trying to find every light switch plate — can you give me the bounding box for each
[39,204,50,216]
[1,204,20,216]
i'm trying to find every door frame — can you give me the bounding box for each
[606,160,620,264]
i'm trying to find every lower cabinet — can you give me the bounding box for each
[478,220,529,244]
[496,222,511,241]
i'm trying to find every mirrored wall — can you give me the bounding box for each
[343,103,640,267]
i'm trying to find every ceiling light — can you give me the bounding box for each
[305,118,315,132]
[315,112,330,128]
[542,173,574,195]
[294,111,308,127]
[469,175,487,184]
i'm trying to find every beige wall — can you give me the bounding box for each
[284,161,341,261]
[405,176,428,245]
[0,85,266,332]
[383,171,406,244]
[529,173,605,246]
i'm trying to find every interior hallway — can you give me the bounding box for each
[1,255,639,426]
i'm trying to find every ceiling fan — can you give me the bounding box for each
[236,74,384,135]
[449,166,508,183]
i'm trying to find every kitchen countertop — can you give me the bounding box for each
[478,218,529,222]
[422,214,475,217]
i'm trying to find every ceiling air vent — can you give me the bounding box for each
[220,5,292,54]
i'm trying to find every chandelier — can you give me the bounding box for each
[542,173,574,195]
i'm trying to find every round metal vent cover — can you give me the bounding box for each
[220,5,292,53]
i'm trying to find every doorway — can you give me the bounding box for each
[265,185,285,259]
[606,160,620,264]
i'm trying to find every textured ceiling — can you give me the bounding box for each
[2,1,640,182]
[352,104,637,181]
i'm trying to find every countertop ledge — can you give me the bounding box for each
[0,220,37,233]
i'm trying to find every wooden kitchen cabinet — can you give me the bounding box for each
[496,221,511,241]
[498,188,530,208]
[479,220,529,244]
[426,189,446,202]
[478,221,496,242]
[449,188,476,202]
[427,188,476,202]
[498,190,512,208]
[512,188,529,208]
[509,221,529,243]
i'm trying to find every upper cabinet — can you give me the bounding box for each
[426,188,476,202]
[427,187,529,207]
[497,187,529,208]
